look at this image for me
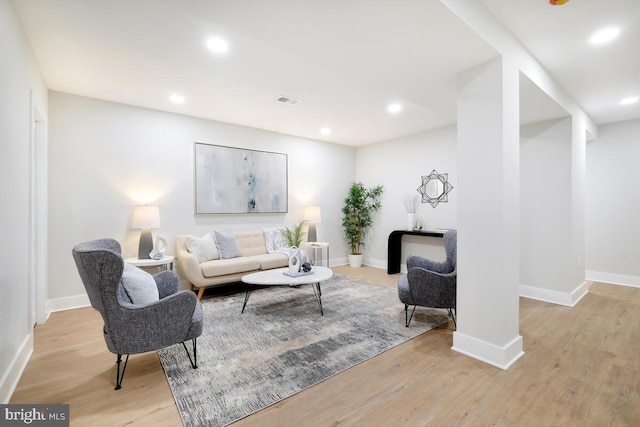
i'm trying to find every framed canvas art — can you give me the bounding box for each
[194,142,288,214]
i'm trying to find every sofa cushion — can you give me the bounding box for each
[186,233,219,263]
[235,230,268,257]
[200,257,261,278]
[253,253,289,270]
[215,231,243,259]
[120,264,159,305]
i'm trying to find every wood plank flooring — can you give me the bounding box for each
[10,266,640,426]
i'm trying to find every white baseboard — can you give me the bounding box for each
[0,334,33,404]
[363,257,386,270]
[47,293,91,313]
[586,271,640,288]
[519,281,590,307]
[330,257,348,267]
[452,332,524,370]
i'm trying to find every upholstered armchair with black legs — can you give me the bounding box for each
[397,229,457,327]
[72,238,203,390]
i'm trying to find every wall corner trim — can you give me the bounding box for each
[519,281,590,307]
[452,332,524,370]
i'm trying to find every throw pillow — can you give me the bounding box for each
[214,230,243,259]
[120,264,160,305]
[186,233,219,263]
[263,226,288,253]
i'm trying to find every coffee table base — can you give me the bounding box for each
[241,282,323,315]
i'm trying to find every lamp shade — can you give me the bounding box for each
[131,205,161,229]
[304,206,322,224]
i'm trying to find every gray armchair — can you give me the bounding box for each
[397,229,457,327]
[72,238,203,390]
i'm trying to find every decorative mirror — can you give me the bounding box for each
[417,169,453,208]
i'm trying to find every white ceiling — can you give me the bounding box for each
[12,0,640,146]
[482,0,640,126]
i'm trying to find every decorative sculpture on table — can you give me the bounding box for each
[287,246,309,274]
[149,235,168,260]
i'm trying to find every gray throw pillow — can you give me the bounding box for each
[121,264,159,305]
[186,233,219,263]
[214,230,243,259]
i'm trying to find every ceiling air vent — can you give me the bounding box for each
[276,96,301,105]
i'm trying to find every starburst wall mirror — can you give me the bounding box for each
[417,169,454,208]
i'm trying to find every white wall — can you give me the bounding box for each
[0,0,48,402]
[48,92,356,302]
[586,118,640,287]
[355,125,457,268]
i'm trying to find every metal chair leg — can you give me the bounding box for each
[448,308,457,329]
[181,338,198,369]
[115,354,129,390]
[405,304,417,327]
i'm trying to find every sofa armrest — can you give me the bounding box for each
[175,239,205,287]
[407,254,449,274]
[406,267,456,308]
[109,291,201,354]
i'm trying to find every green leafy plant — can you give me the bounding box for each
[341,182,384,255]
[281,220,307,247]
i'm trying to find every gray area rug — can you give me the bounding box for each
[158,274,450,427]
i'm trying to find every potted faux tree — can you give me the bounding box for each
[341,182,384,267]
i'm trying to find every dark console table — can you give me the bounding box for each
[387,229,444,274]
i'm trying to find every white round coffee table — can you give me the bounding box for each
[241,266,333,315]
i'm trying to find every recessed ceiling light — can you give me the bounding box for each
[206,37,229,54]
[589,28,620,45]
[276,96,301,105]
[620,96,639,106]
[320,127,331,136]
[387,103,403,114]
[169,94,184,104]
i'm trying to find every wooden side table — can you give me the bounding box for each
[125,255,175,271]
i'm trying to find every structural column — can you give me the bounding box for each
[453,57,524,369]
[519,115,588,305]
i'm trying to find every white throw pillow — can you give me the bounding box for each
[121,264,159,305]
[263,227,288,253]
[214,230,243,259]
[186,233,219,263]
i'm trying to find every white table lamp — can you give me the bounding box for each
[304,206,322,242]
[131,205,161,259]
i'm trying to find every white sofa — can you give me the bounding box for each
[176,230,312,299]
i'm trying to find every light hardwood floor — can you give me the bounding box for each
[11,266,640,426]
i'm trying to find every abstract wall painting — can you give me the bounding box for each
[194,142,288,214]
